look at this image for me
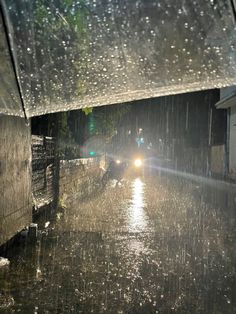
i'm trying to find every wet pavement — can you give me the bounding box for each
[0,175,236,313]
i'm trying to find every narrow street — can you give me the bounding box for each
[1,1,236,313]
[0,174,235,313]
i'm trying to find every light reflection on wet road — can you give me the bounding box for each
[0,175,235,313]
[128,178,149,233]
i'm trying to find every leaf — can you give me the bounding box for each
[82,107,93,115]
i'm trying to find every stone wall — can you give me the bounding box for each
[59,157,105,205]
[0,116,32,246]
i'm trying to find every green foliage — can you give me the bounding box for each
[82,107,93,115]
[92,104,131,142]
[33,0,90,102]
[58,112,71,141]
[35,0,89,36]
[56,112,84,159]
[58,195,67,209]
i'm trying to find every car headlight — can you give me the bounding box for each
[116,159,121,164]
[134,159,142,167]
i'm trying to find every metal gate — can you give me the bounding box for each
[32,135,56,210]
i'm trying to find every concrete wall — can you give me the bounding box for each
[229,106,236,179]
[211,145,225,176]
[59,158,105,205]
[0,116,32,246]
[219,86,236,180]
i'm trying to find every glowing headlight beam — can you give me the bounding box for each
[134,159,142,167]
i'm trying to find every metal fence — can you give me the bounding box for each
[32,135,56,210]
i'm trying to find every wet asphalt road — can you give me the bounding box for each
[0,175,236,314]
